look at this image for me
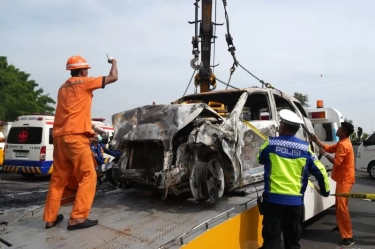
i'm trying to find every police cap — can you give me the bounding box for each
[279,109,304,126]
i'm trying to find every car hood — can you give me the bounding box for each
[110,103,222,150]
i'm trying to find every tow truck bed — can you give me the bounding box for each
[0,188,257,249]
[0,173,334,249]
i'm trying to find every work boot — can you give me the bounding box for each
[67,219,98,231]
[331,225,339,232]
[339,237,355,247]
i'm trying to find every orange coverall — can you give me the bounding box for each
[323,137,355,239]
[43,76,105,222]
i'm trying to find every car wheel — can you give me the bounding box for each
[189,158,225,202]
[368,162,375,179]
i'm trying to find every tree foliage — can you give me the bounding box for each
[0,56,55,121]
[351,132,369,144]
[344,118,369,143]
[293,92,310,107]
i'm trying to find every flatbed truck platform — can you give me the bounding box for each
[0,174,336,249]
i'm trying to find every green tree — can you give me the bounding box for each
[293,92,310,107]
[362,133,369,141]
[344,119,369,143]
[0,56,55,121]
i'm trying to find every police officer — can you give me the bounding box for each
[257,109,330,249]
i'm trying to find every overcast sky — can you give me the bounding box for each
[1,0,374,134]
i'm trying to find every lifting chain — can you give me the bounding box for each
[222,0,238,69]
[225,63,236,90]
[183,70,197,97]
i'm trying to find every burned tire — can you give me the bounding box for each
[189,158,225,202]
[368,162,375,179]
[106,169,120,187]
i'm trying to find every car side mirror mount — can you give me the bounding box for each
[357,127,363,139]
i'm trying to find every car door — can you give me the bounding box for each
[237,90,278,185]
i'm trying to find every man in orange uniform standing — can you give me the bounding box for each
[309,121,355,247]
[43,55,118,230]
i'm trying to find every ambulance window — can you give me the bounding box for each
[49,128,53,144]
[366,133,375,144]
[312,123,335,142]
[7,127,43,144]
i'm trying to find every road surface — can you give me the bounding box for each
[300,171,375,248]
[0,171,374,248]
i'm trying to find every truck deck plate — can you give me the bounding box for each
[0,189,255,249]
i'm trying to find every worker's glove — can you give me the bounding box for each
[106,53,116,64]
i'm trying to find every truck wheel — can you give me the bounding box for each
[368,162,375,179]
[189,158,225,202]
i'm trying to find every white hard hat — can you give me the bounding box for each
[279,109,304,126]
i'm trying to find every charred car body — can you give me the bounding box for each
[110,87,316,202]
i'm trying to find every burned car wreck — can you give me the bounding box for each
[109,87,315,202]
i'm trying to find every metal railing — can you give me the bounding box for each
[158,197,258,249]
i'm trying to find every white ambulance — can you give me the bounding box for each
[355,132,375,179]
[306,100,345,169]
[0,121,13,168]
[2,114,114,177]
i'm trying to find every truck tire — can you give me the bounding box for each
[368,162,375,179]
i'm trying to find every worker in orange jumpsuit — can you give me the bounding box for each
[309,121,355,247]
[60,126,107,205]
[43,54,118,230]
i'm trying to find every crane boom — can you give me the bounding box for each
[190,0,217,93]
[199,0,213,92]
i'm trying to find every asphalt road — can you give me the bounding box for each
[300,171,375,248]
[1,171,374,248]
[0,173,50,209]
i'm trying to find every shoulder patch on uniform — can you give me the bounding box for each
[269,139,309,151]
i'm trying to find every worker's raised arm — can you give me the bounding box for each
[104,56,118,85]
[92,124,106,137]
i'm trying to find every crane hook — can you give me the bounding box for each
[190,57,201,70]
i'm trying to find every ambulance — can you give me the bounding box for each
[2,114,114,178]
[355,132,375,179]
[0,120,13,168]
[306,100,345,169]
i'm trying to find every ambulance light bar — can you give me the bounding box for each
[308,111,327,120]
